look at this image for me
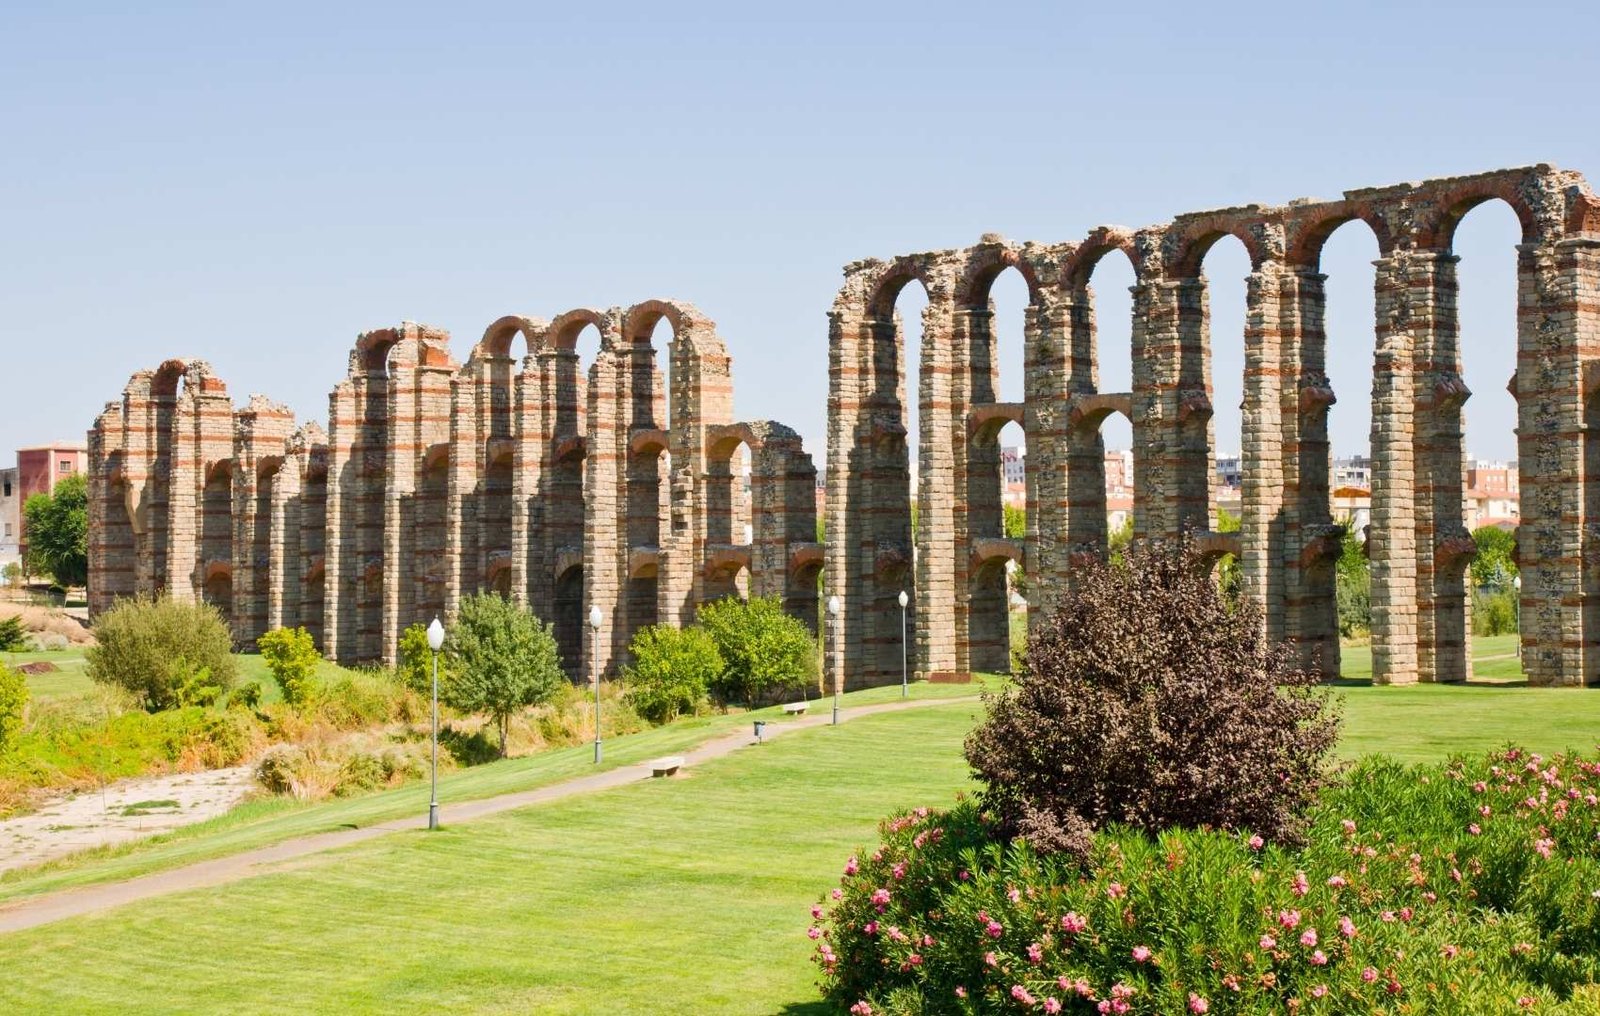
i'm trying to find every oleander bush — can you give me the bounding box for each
[813,748,1600,1014]
[965,539,1340,861]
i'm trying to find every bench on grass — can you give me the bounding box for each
[647,756,684,778]
[782,702,808,716]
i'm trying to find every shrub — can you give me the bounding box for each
[0,615,27,652]
[397,621,460,701]
[814,748,1600,1014]
[256,626,321,707]
[86,595,237,711]
[1475,587,1519,637]
[0,663,27,755]
[966,538,1340,860]
[697,596,815,707]
[444,593,566,755]
[622,623,720,723]
[254,737,436,800]
[1336,522,1371,637]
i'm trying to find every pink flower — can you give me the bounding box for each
[849,1003,873,1016]
[985,919,1004,939]
[907,953,922,966]
[862,921,877,936]
[984,951,998,968]
[1259,934,1277,950]
[1441,944,1459,959]
[1061,912,1088,934]
[1247,834,1265,851]
[870,888,891,909]
[1278,909,1301,929]
[807,926,821,940]
[831,888,843,900]
[1310,949,1328,966]
[844,857,858,876]
[1011,984,1036,1006]
[955,986,966,998]
[1311,984,1329,998]
[1008,886,1022,903]
[1291,871,1310,897]
[1535,837,1555,859]
[1361,966,1378,983]
[1027,942,1043,964]
[1339,916,1357,939]
[1327,875,1347,888]
[811,904,824,919]
[1131,945,1152,963]
[1469,823,1482,836]
[1300,928,1318,948]
[1341,819,1357,835]
[1106,882,1126,899]
[1044,1000,1062,1014]
[1188,994,1210,1013]
[891,862,906,881]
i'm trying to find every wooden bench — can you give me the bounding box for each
[647,755,684,778]
[782,702,809,716]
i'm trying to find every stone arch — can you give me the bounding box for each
[552,561,585,680]
[954,243,1046,310]
[1061,228,1142,290]
[1286,210,1394,269]
[1425,183,1543,251]
[471,314,546,362]
[1167,220,1274,280]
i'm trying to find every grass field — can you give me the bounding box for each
[2,673,1598,1013]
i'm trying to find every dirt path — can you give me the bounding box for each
[0,767,257,875]
[0,695,978,934]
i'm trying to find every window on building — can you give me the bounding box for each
[59,459,74,474]
[2,479,9,497]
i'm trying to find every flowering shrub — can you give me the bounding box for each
[965,540,1339,860]
[813,748,1600,1013]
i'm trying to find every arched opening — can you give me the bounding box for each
[203,563,233,620]
[553,563,585,681]
[969,265,1032,674]
[247,459,279,641]
[895,280,929,552]
[1318,218,1382,649]
[299,461,328,648]
[482,443,514,592]
[473,319,535,603]
[413,447,449,624]
[147,361,188,595]
[1196,234,1252,535]
[1066,245,1140,559]
[1450,199,1524,667]
[549,321,605,577]
[705,434,753,604]
[201,460,233,622]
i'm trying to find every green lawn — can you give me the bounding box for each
[2,646,93,703]
[2,671,1599,1012]
[1336,633,1523,683]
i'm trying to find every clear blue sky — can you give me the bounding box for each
[3,1,1593,468]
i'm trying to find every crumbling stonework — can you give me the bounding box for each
[89,301,820,678]
[826,165,1600,690]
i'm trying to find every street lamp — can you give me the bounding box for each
[425,616,445,831]
[589,605,604,764]
[898,589,909,698]
[827,595,841,725]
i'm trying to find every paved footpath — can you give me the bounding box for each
[0,695,978,934]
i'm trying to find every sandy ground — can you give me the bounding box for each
[0,766,257,874]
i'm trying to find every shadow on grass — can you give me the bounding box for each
[1322,677,1530,689]
[776,1003,833,1015]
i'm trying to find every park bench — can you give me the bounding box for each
[647,756,684,778]
[782,702,808,716]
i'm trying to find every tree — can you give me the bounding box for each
[444,593,566,756]
[965,537,1340,860]
[397,621,461,701]
[0,615,27,652]
[256,627,321,707]
[622,624,721,723]
[1335,521,1371,637]
[86,594,237,711]
[1470,526,1518,590]
[697,596,814,706]
[1003,503,1025,541]
[22,474,87,588]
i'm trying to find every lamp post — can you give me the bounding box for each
[425,616,445,831]
[827,595,841,725]
[897,589,909,699]
[589,605,603,764]
[1513,574,1522,660]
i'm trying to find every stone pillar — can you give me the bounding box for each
[1239,263,1287,642]
[584,349,624,678]
[1024,297,1070,616]
[952,300,1007,674]
[1140,274,1211,539]
[915,292,957,679]
[1370,253,1420,684]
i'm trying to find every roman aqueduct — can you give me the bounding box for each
[87,164,1600,689]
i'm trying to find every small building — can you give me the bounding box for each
[15,442,87,567]
[0,467,19,579]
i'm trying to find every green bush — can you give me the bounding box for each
[445,593,566,755]
[697,596,815,707]
[0,663,27,755]
[1336,522,1372,637]
[397,621,460,701]
[254,738,434,801]
[0,615,27,652]
[1475,587,1519,637]
[968,538,1339,860]
[86,595,237,711]
[256,626,321,707]
[816,747,1600,1013]
[622,624,720,723]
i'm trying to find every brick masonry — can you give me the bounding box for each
[88,302,820,678]
[824,165,1600,690]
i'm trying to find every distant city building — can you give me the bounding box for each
[0,466,18,578]
[1331,486,1373,537]
[1105,449,1133,498]
[15,441,87,564]
[1214,452,1242,489]
[1000,445,1025,486]
[1332,455,1372,489]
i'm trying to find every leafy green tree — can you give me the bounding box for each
[256,626,321,707]
[1470,526,1518,590]
[697,596,814,707]
[0,662,27,755]
[1,562,21,591]
[622,624,721,723]
[1003,503,1026,541]
[86,594,237,711]
[1213,507,1242,602]
[22,474,88,588]
[397,621,460,701]
[444,593,566,756]
[1335,521,1371,637]
[1108,515,1135,566]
